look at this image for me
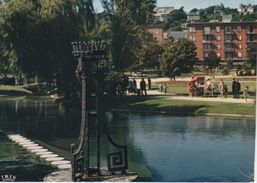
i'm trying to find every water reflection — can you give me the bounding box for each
[0,96,255,182]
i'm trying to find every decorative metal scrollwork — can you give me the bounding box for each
[71,40,128,181]
[107,149,128,172]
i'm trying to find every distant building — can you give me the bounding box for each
[187,21,257,65]
[238,4,254,15]
[167,31,188,40]
[187,11,200,22]
[222,14,232,23]
[154,7,175,22]
[147,25,167,42]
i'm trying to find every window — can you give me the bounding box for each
[203,43,212,49]
[247,25,254,33]
[216,26,220,32]
[225,35,233,42]
[203,35,212,42]
[237,35,242,41]
[216,44,221,49]
[217,52,221,57]
[225,26,232,33]
[225,43,233,48]
[204,27,211,34]
[237,26,242,32]
[215,35,221,41]
[247,35,254,41]
[189,35,196,41]
[189,27,196,33]
[238,52,242,58]
[225,52,233,59]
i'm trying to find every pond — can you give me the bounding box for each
[0,96,255,182]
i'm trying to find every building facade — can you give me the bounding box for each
[187,21,257,65]
[187,11,200,22]
[154,7,175,22]
[147,26,167,42]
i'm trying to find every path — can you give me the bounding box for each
[146,90,255,104]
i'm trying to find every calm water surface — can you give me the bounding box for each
[0,96,255,182]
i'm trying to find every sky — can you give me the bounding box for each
[93,0,257,12]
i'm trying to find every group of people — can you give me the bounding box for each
[159,83,168,95]
[231,78,242,99]
[126,78,151,96]
[216,78,247,99]
[188,76,248,99]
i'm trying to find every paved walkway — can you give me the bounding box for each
[146,90,255,104]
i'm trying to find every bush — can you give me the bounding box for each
[105,71,125,95]
[221,68,229,75]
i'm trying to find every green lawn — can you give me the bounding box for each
[0,85,32,95]
[105,96,256,116]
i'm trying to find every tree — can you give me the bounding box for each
[0,0,96,99]
[203,53,220,71]
[160,38,197,78]
[247,45,257,67]
[165,7,187,31]
[137,40,163,71]
[101,0,157,71]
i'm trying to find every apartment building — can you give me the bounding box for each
[187,21,257,65]
[154,7,175,22]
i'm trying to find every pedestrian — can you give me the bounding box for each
[244,86,249,102]
[218,79,225,98]
[232,78,237,98]
[140,78,147,96]
[132,78,137,95]
[224,84,228,98]
[235,79,241,98]
[159,84,164,94]
[148,77,151,90]
[164,83,168,95]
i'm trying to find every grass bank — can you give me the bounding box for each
[105,96,255,117]
[0,85,32,95]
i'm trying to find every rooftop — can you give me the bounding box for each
[188,21,257,26]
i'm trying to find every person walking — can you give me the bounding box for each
[232,78,237,98]
[148,77,151,90]
[244,86,249,102]
[218,79,225,98]
[235,79,241,99]
[159,84,164,94]
[140,78,147,96]
[164,83,168,95]
[132,78,137,95]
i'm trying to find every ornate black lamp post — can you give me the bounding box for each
[70,41,130,181]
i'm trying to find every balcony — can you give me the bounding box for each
[224,31,233,35]
[246,40,257,43]
[203,48,214,52]
[203,32,211,35]
[247,31,256,35]
[224,48,234,52]
[224,39,233,43]
[203,40,211,43]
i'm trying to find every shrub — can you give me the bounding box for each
[221,68,229,75]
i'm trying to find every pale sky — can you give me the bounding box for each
[93,0,257,12]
